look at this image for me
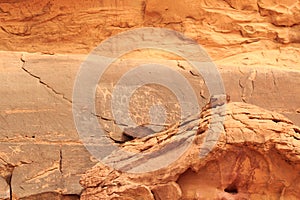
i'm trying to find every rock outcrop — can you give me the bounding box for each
[0,50,299,199]
[80,102,300,200]
[0,0,299,199]
[0,0,300,62]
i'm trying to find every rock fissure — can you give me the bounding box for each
[59,148,63,174]
[8,169,13,200]
[20,55,72,104]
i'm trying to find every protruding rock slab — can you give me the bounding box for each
[80,102,300,200]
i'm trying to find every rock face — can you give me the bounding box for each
[0,177,10,200]
[0,52,97,199]
[0,50,299,199]
[0,0,299,199]
[80,102,300,200]
[0,0,300,63]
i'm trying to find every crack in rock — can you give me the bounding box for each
[0,157,14,200]
[59,148,63,174]
[20,55,72,104]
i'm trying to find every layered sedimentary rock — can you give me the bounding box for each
[0,52,95,199]
[0,50,300,199]
[0,0,300,62]
[0,0,299,199]
[80,102,300,200]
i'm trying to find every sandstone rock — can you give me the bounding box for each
[61,145,97,195]
[151,182,182,200]
[123,126,156,139]
[10,144,62,199]
[1,49,299,199]
[0,0,299,199]
[109,131,132,143]
[80,102,300,199]
[257,0,300,26]
[18,193,80,200]
[0,177,9,200]
[0,0,299,61]
[0,51,97,199]
[0,143,96,200]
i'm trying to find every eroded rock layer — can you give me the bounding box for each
[0,0,299,66]
[0,0,300,199]
[0,49,300,199]
[80,102,300,200]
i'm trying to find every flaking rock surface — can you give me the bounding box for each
[0,0,300,199]
[0,0,300,66]
[80,102,300,200]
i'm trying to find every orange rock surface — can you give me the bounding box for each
[80,102,300,200]
[0,0,299,68]
[0,0,299,199]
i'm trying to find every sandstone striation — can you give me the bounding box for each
[80,102,300,200]
[0,0,299,64]
[0,0,299,199]
[0,50,300,199]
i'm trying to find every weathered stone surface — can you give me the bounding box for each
[7,51,300,127]
[151,182,182,200]
[1,49,299,199]
[10,144,62,199]
[0,51,97,199]
[0,143,97,199]
[80,102,300,199]
[220,65,300,127]
[0,0,299,62]
[0,0,299,199]
[18,193,80,200]
[0,176,9,200]
[123,126,156,139]
[61,145,97,195]
[0,143,97,200]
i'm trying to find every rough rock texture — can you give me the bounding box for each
[80,102,300,200]
[0,51,97,199]
[0,177,9,200]
[0,0,299,199]
[0,50,299,199]
[0,0,300,65]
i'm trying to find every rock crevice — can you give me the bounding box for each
[20,55,72,104]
